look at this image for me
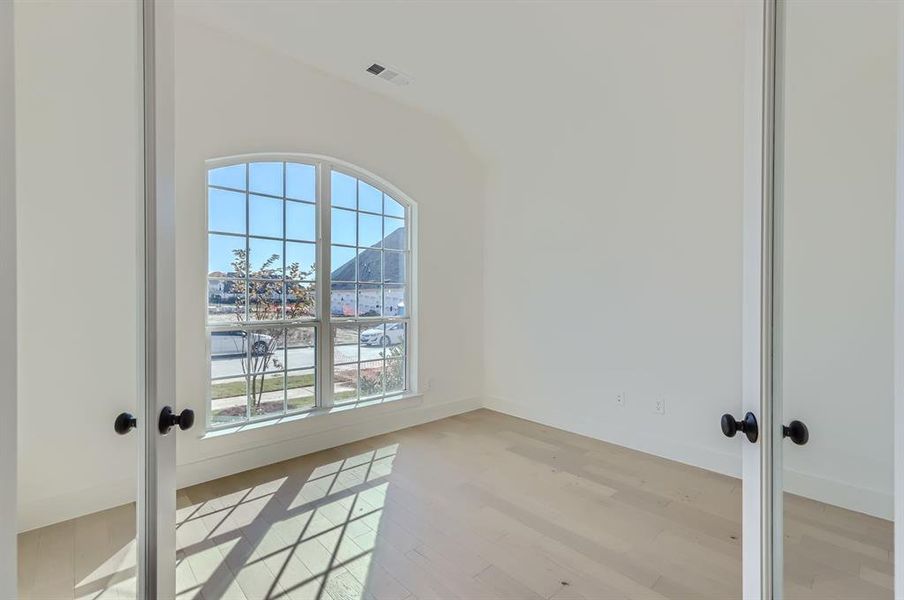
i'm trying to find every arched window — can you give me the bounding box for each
[206,155,413,428]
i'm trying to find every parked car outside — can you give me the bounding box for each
[210,330,274,358]
[360,323,404,347]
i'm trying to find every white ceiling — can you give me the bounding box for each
[175,0,740,167]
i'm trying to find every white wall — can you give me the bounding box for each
[483,0,899,519]
[0,0,16,593]
[483,3,747,478]
[15,0,144,532]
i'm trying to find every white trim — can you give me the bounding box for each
[179,397,477,490]
[201,392,424,439]
[16,396,479,533]
[202,152,418,431]
[741,0,769,597]
[141,0,177,596]
[0,0,16,595]
[783,469,892,521]
[895,0,904,592]
[319,162,333,407]
[484,396,741,477]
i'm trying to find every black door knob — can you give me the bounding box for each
[114,412,137,435]
[783,420,809,445]
[158,406,195,435]
[721,411,759,443]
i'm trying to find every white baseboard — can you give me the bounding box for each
[783,468,893,520]
[484,396,740,478]
[176,395,480,491]
[18,395,481,533]
[485,396,893,520]
[20,393,891,531]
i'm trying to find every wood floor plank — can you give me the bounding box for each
[18,409,893,599]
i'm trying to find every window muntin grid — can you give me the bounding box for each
[328,168,410,407]
[206,159,412,428]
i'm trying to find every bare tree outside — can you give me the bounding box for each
[230,248,315,414]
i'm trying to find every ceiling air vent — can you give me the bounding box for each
[365,62,412,86]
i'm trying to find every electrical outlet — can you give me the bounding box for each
[654,398,666,415]
[615,393,626,407]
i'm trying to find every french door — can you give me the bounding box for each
[769,0,900,599]
[2,0,899,598]
[9,0,180,597]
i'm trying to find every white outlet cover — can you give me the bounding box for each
[615,393,625,406]
[654,399,666,414]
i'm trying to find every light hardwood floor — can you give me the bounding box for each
[18,409,893,599]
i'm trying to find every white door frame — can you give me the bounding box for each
[0,0,793,598]
[140,0,177,597]
[894,0,904,594]
[0,0,17,597]
[0,1,179,596]
[742,0,777,597]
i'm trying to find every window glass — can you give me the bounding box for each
[207,159,411,427]
[326,168,411,405]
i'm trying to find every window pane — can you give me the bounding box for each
[331,171,356,208]
[383,251,405,283]
[287,369,316,412]
[359,180,382,213]
[384,322,406,355]
[360,332,387,362]
[333,324,359,365]
[357,284,381,317]
[359,323,387,351]
[249,326,285,373]
[331,283,356,316]
[286,241,316,279]
[332,208,356,246]
[207,162,412,424]
[384,195,404,218]
[208,279,245,324]
[286,200,315,241]
[249,161,283,197]
[385,359,405,395]
[331,246,356,281]
[210,376,247,425]
[209,163,246,190]
[249,280,284,321]
[285,281,316,319]
[286,163,315,202]
[208,188,246,234]
[359,360,384,399]
[251,372,285,418]
[333,364,358,405]
[209,233,245,276]
[359,212,383,248]
[249,237,283,278]
[383,218,406,250]
[210,330,248,378]
[249,194,283,238]
[358,249,381,282]
[286,326,315,370]
[385,285,405,317]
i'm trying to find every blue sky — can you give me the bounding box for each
[207,163,405,277]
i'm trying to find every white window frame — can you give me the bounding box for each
[204,153,417,430]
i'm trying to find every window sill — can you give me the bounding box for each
[200,391,423,440]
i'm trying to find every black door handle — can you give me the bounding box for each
[783,420,809,445]
[159,406,195,435]
[114,412,137,435]
[721,411,759,443]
